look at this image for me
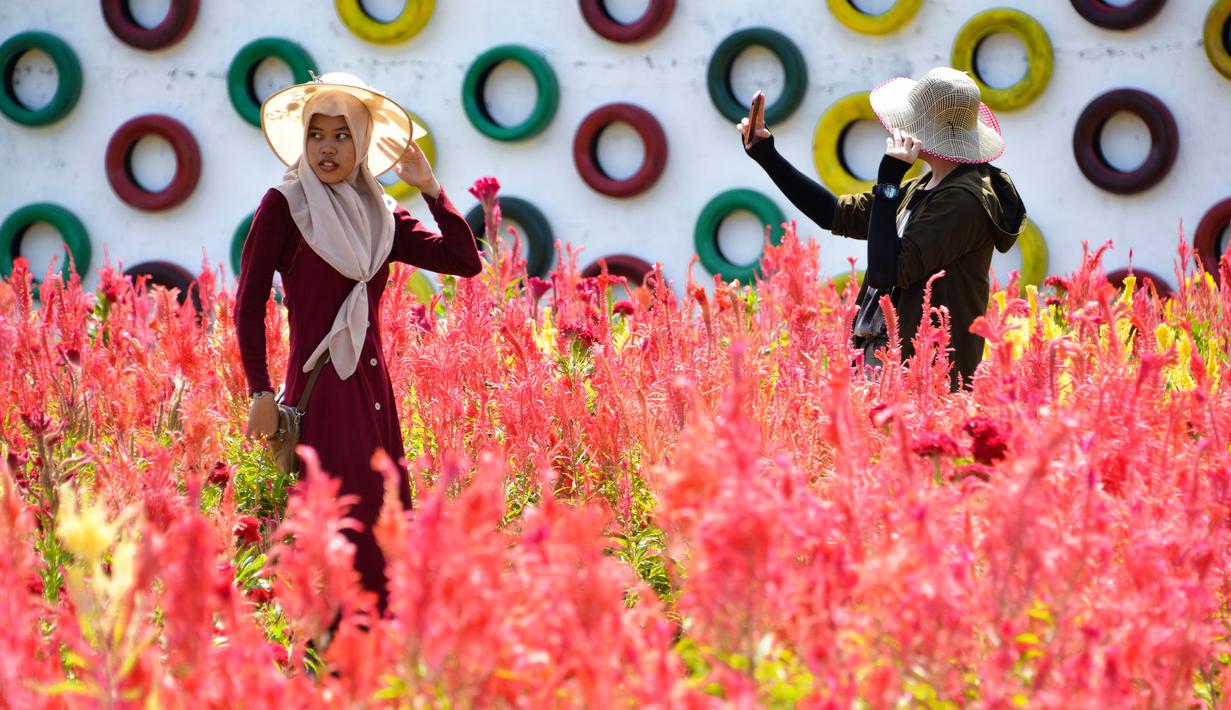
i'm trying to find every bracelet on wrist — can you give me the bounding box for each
[251,391,273,400]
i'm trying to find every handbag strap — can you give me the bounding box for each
[295,352,331,412]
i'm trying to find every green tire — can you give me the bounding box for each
[0,31,82,126]
[1,203,91,297]
[707,27,808,125]
[227,37,316,127]
[694,189,785,284]
[462,45,559,142]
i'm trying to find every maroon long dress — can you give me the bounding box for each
[235,187,482,609]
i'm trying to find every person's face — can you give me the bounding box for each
[305,114,356,184]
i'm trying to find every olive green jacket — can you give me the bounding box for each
[832,162,1027,385]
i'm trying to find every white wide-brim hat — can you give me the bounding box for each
[869,67,1004,164]
[260,72,426,176]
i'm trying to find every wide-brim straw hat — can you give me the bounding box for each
[261,72,426,177]
[869,67,1004,164]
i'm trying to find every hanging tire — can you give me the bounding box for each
[1106,267,1173,299]
[579,0,675,43]
[230,212,254,276]
[573,102,668,198]
[462,44,559,142]
[694,189,785,284]
[335,0,435,44]
[382,110,437,202]
[0,203,92,296]
[124,260,200,309]
[1072,88,1178,195]
[813,92,924,195]
[1069,0,1166,31]
[707,27,808,125]
[1205,0,1231,81]
[1195,197,1231,282]
[227,37,316,127]
[0,31,82,127]
[580,254,654,285]
[825,0,923,35]
[105,114,202,211]
[950,8,1054,112]
[101,0,199,51]
[1015,220,1049,288]
[465,197,555,278]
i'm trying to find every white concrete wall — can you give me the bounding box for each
[1,0,1227,293]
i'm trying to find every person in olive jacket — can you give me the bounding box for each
[740,67,1027,390]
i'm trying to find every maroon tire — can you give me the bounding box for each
[1106,267,1173,299]
[1194,197,1231,282]
[101,0,199,51]
[579,0,675,43]
[1072,88,1178,195]
[581,254,654,286]
[1069,0,1166,31]
[124,260,200,309]
[573,102,668,198]
[105,114,201,211]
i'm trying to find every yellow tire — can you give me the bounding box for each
[830,270,863,295]
[408,269,436,303]
[1016,219,1048,288]
[826,0,923,35]
[951,8,1053,112]
[335,0,434,44]
[813,92,924,196]
[1204,0,1231,81]
[383,110,436,203]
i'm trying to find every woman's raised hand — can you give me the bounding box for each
[380,136,440,199]
[885,128,922,164]
[737,90,771,149]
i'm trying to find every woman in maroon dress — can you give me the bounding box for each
[235,73,482,611]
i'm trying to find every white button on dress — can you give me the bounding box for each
[374,402,381,411]
[370,358,378,366]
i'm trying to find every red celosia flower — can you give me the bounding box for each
[246,586,272,604]
[26,573,44,596]
[267,642,289,667]
[612,300,635,317]
[910,431,961,458]
[527,276,551,301]
[468,176,502,229]
[963,416,1008,464]
[233,516,262,546]
[207,461,231,487]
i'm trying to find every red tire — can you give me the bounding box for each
[1072,88,1177,195]
[579,0,675,43]
[1195,197,1231,282]
[581,254,654,286]
[105,114,201,211]
[1069,0,1165,31]
[124,260,200,309]
[1106,267,1173,299]
[101,0,199,51]
[573,102,668,198]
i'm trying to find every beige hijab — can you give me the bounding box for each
[275,91,398,380]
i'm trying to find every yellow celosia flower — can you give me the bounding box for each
[56,487,118,564]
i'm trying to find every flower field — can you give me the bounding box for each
[2,197,1231,707]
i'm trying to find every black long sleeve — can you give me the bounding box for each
[744,134,837,230]
[864,155,914,289]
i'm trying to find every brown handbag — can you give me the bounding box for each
[267,353,330,475]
